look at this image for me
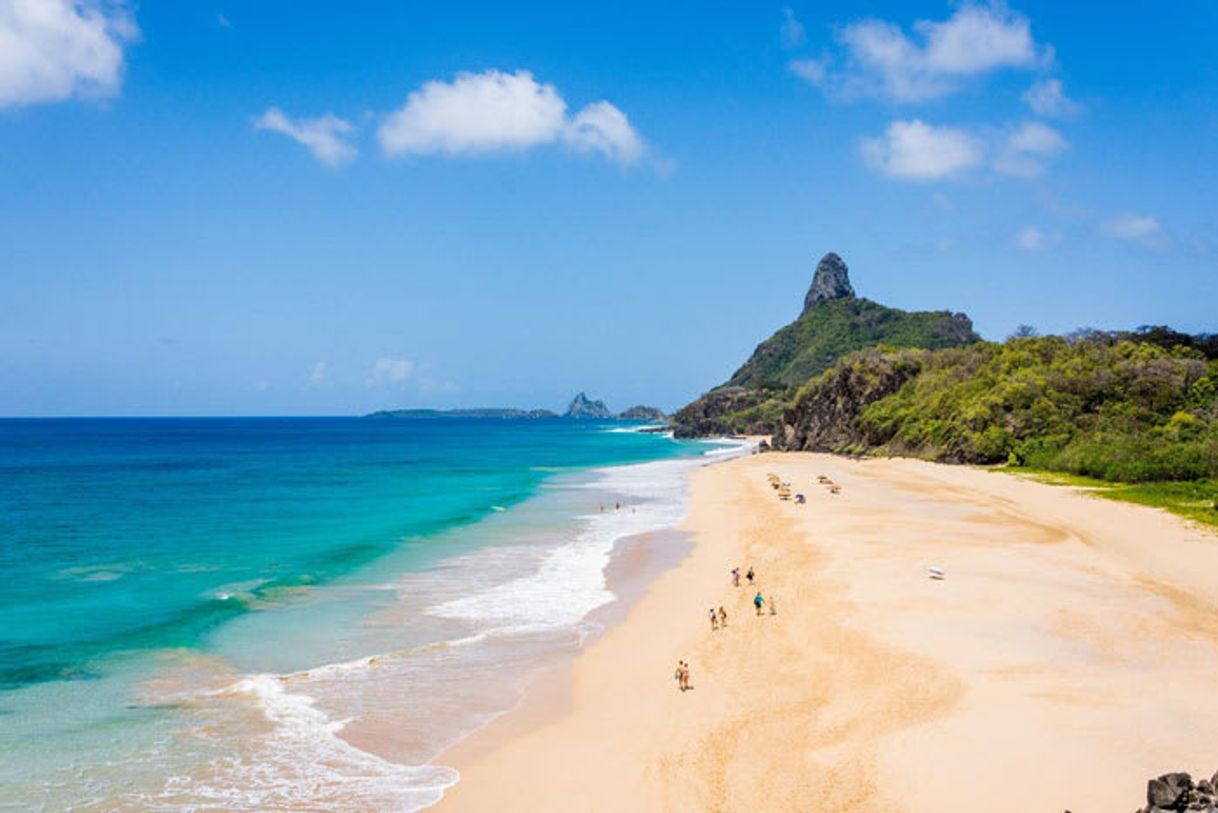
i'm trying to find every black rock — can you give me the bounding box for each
[802,252,855,314]
[1148,773,1193,810]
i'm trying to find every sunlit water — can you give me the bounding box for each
[0,417,736,810]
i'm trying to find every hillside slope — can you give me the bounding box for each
[773,333,1218,482]
[673,252,978,437]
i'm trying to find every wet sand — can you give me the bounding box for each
[436,452,1218,811]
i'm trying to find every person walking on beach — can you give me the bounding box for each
[731,567,740,587]
[718,606,728,628]
[709,608,718,631]
[753,592,765,616]
[746,566,755,585]
[768,595,777,616]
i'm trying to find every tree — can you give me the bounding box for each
[1008,324,1039,340]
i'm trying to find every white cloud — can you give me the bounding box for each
[799,3,1043,102]
[307,361,327,387]
[780,7,806,49]
[860,119,982,181]
[1100,214,1167,248]
[562,100,644,165]
[1014,226,1044,250]
[0,0,139,108]
[367,357,414,386]
[788,57,828,86]
[377,69,645,165]
[1021,78,1078,117]
[864,118,1068,182]
[254,107,357,167]
[993,120,1067,177]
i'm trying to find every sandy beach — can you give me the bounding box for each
[437,451,1218,812]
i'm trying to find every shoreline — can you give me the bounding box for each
[433,451,1218,811]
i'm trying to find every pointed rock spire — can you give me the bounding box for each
[802,252,855,315]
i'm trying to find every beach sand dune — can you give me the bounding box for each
[438,453,1218,812]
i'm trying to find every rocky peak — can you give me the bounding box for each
[802,252,855,315]
[565,392,613,419]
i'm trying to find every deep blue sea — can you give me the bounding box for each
[0,417,732,810]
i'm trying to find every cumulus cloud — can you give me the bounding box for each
[1100,214,1167,248]
[377,69,645,165]
[796,3,1043,102]
[0,0,139,108]
[253,107,357,167]
[993,120,1067,177]
[563,100,644,164]
[780,7,806,49]
[1021,78,1078,117]
[367,357,414,386]
[863,118,1067,182]
[860,119,983,181]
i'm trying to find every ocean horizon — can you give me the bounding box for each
[0,417,738,809]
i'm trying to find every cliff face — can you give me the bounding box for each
[671,387,775,438]
[802,252,854,314]
[770,349,924,452]
[672,252,978,438]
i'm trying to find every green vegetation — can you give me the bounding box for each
[1003,469,1218,531]
[784,331,1218,483]
[716,396,788,432]
[727,297,979,390]
[674,297,979,437]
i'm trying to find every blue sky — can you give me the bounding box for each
[1,1,1215,416]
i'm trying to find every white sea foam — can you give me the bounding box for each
[157,675,458,812]
[156,441,751,811]
[429,445,750,630]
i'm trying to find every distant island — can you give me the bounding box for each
[366,408,559,420]
[367,392,670,423]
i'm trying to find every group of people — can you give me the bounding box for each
[677,564,779,692]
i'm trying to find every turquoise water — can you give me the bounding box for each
[0,417,720,809]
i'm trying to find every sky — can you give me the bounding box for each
[1,1,1216,417]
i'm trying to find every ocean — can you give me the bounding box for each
[0,417,736,810]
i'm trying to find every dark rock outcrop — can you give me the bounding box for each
[565,392,614,419]
[672,387,772,438]
[802,252,855,314]
[771,348,924,452]
[1134,770,1218,812]
[618,405,669,422]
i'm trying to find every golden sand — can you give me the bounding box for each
[437,453,1218,811]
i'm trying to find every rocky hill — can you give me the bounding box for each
[564,392,614,419]
[673,253,979,437]
[618,405,669,422]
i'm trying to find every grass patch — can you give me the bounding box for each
[1001,467,1218,532]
